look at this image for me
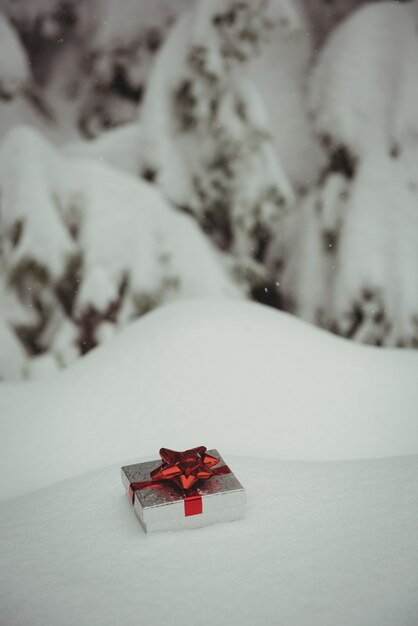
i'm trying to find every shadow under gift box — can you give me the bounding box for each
[121,450,246,533]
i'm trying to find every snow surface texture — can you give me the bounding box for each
[1,454,417,626]
[1,300,418,504]
[1,300,418,625]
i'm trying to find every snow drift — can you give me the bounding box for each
[0,453,417,626]
[1,299,418,503]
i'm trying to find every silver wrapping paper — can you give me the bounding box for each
[121,449,246,533]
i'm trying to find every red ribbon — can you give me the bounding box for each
[129,447,231,517]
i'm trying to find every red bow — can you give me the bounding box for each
[128,446,231,517]
[150,446,221,491]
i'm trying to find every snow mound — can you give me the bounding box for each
[1,299,418,502]
[0,454,417,626]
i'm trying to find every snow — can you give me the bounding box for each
[50,317,79,366]
[0,318,27,381]
[330,150,418,344]
[310,1,418,157]
[67,0,322,193]
[1,128,234,304]
[131,0,296,261]
[0,0,193,145]
[0,12,48,145]
[65,0,300,293]
[1,300,418,624]
[67,155,240,303]
[0,127,75,280]
[248,2,324,190]
[278,190,328,322]
[1,19,418,624]
[1,299,418,503]
[0,450,417,625]
[65,122,142,176]
[1,1,418,363]
[281,147,418,346]
[0,126,239,378]
[278,1,418,346]
[26,352,59,379]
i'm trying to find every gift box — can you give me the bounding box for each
[121,447,246,533]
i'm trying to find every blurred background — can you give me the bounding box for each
[0,0,417,381]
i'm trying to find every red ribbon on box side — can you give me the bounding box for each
[129,447,231,517]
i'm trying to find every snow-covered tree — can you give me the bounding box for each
[0,126,240,380]
[135,0,295,293]
[77,0,194,138]
[279,1,418,347]
[0,0,193,140]
[68,0,302,302]
[3,0,418,367]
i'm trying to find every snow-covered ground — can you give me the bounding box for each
[1,299,418,503]
[1,453,417,626]
[1,300,418,625]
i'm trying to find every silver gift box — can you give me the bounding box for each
[121,450,246,533]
